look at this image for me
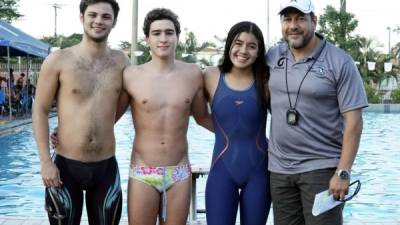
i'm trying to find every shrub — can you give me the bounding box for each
[364,83,381,103]
[391,88,400,103]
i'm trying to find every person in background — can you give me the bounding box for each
[0,86,6,115]
[16,72,25,91]
[8,68,15,91]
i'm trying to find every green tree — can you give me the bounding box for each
[136,40,152,65]
[356,38,385,85]
[364,83,381,103]
[120,30,216,65]
[356,38,399,88]
[198,58,212,67]
[119,39,152,65]
[177,31,216,63]
[389,41,400,78]
[390,88,400,103]
[318,5,394,86]
[318,5,362,59]
[0,0,22,22]
[41,33,83,49]
[119,41,131,51]
[59,33,82,48]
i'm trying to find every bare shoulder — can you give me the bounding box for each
[176,61,202,77]
[123,63,149,93]
[203,66,220,83]
[110,49,130,67]
[123,63,139,74]
[42,48,70,66]
[40,48,75,75]
[123,63,146,80]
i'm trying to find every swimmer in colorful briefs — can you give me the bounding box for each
[129,164,192,221]
[118,8,212,225]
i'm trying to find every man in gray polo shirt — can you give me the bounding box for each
[266,0,368,224]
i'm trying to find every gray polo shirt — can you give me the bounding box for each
[266,34,368,174]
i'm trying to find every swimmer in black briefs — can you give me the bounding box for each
[32,1,130,225]
[45,155,122,225]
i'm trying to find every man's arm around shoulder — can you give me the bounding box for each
[191,65,213,132]
[115,53,131,122]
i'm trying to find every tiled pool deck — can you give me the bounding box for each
[0,216,399,225]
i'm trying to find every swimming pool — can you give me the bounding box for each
[0,112,399,220]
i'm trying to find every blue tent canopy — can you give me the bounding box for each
[0,19,50,58]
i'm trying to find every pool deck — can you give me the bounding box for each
[0,111,56,136]
[0,216,399,225]
[0,116,34,136]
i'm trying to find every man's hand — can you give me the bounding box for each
[329,175,350,201]
[50,127,58,149]
[41,160,62,187]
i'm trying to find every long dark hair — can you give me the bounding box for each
[218,21,269,110]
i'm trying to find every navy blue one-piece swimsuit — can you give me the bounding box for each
[206,73,271,225]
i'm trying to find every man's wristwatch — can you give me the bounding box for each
[336,169,351,180]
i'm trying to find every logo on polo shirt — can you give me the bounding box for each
[274,57,286,70]
[310,66,325,76]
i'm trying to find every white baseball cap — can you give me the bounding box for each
[279,0,315,14]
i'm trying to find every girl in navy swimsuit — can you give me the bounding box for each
[203,21,271,225]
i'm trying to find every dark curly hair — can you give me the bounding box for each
[143,8,181,37]
[80,0,120,21]
[218,21,270,110]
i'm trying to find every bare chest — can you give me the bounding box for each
[61,58,123,98]
[130,77,197,112]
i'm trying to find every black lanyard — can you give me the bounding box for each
[285,41,326,110]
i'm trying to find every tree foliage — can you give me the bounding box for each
[318,5,362,59]
[177,31,216,63]
[0,0,22,22]
[120,30,216,65]
[318,5,398,86]
[390,88,400,103]
[41,33,83,49]
[364,83,381,103]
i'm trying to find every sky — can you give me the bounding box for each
[10,0,400,53]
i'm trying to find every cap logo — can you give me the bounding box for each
[291,0,297,2]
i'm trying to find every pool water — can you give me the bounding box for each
[0,112,399,220]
